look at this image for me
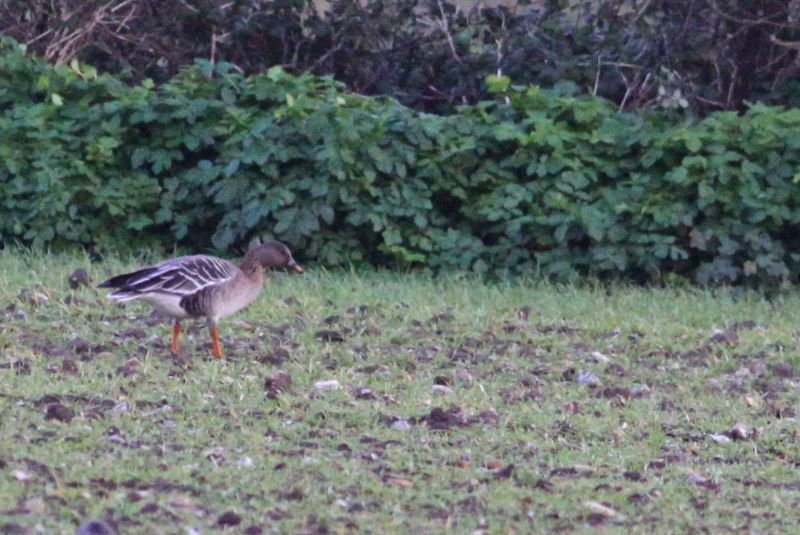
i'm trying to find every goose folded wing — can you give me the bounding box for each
[128,256,238,297]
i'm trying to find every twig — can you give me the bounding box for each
[436,0,462,64]
[593,55,601,96]
[210,26,217,66]
[725,59,738,109]
[618,70,632,112]
[632,0,653,24]
[692,94,727,109]
[707,0,788,28]
[176,0,199,13]
[769,34,800,50]
[26,28,54,47]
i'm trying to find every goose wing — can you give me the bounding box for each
[101,255,238,301]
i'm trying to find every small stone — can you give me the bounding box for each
[709,433,731,444]
[731,423,749,440]
[18,288,50,306]
[314,380,341,391]
[590,351,610,363]
[21,497,45,515]
[584,501,625,521]
[169,496,196,510]
[161,420,177,429]
[456,369,474,385]
[432,384,454,395]
[391,419,412,431]
[237,456,254,469]
[204,447,225,464]
[576,371,601,386]
[687,473,704,484]
[11,469,31,481]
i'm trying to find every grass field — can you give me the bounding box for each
[1,250,799,534]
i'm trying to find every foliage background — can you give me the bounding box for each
[2,37,800,288]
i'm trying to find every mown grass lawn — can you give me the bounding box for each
[0,250,799,534]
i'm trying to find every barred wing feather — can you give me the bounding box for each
[104,255,238,301]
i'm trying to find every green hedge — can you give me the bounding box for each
[2,38,800,287]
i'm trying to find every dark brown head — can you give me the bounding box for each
[241,240,302,275]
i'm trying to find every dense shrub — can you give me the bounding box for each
[3,38,800,288]
[2,1,799,115]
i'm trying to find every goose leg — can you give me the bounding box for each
[209,324,223,359]
[171,321,182,354]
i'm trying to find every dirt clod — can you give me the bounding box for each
[18,288,50,306]
[68,269,92,289]
[256,348,289,366]
[421,406,465,430]
[75,519,115,535]
[354,387,376,400]
[217,511,242,527]
[264,372,292,399]
[61,358,79,375]
[710,330,738,346]
[45,403,74,423]
[1,359,31,375]
[315,330,344,342]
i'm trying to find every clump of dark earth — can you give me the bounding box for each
[419,406,465,430]
[256,348,289,366]
[75,519,116,535]
[45,403,74,423]
[68,269,92,289]
[217,511,242,527]
[1,359,31,375]
[315,330,344,342]
[264,372,292,399]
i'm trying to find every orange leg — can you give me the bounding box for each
[210,324,223,359]
[171,321,182,354]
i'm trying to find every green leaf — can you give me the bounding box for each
[224,159,240,177]
[486,74,511,94]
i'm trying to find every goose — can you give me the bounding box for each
[99,241,302,358]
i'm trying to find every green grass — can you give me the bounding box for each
[1,250,799,533]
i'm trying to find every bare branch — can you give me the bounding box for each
[707,0,788,28]
[769,34,800,50]
[436,0,462,64]
[593,56,601,97]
